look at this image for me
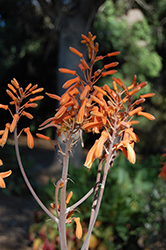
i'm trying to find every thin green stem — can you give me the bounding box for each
[14,128,58,223]
[81,115,118,250]
[58,133,72,250]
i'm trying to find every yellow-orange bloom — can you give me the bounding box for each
[80,59,90,70]
[0,104,8,110]
[8,83,17,94]
[0,123,10,147]
[126,143,136,164]
[62,77,80,89]
[0,170,12,188]
[6,89,16,101]
[128,106,143,117]
[84,140,98,169]
[59,68,76,75]
[10,114,19,132]
[137,111,155,120]
[82,121,103,131]
[11,78,19,89]
[69,47,83,58]
[95,130,108,158]
[140,93,155,98]
[107,51,121,57]
[31,88,44,95]
[25,103,38,108]
[55,106,68,119]
[104,62,119,69]
[24,127,34,149]
[101,70,117,77]
[74,217,83,239]
[22,111,34,120]
[29,96,44,102]
[46,92,61,101]
[36,133,50,141]
[80,85,91,100]
[76,98,87,124]
[66,191,73,205]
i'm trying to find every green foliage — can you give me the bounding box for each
[29,154,166,249]
[94,0,162,81]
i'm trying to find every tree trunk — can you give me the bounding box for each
[38,0,106,171]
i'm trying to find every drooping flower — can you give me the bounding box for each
[24,127,34,149]
[0,170,12,188]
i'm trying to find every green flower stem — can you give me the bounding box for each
[81,115,118,250]
[14,128,58,223]
[59,133,72,250]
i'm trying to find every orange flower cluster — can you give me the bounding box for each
[0,78,43,187]
[0,78,43,149]
[38,32,120,146]
[158,153,166,181]
[39,32,155,168]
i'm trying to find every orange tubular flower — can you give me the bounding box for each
[66,191,73,205]
[22,111,34,120]
[24,127,34,149]
[29,96,44,102]
[74,217,83,239]
[101,70,117,77]
[95,130,108,158]
[24,103,38,108]
[55,106,68,119]
[6,89,17,101]
[10,114,19,132]
[11,78,19,89]
[0,123,10,147]
[76,98,87,124]
[80,85,91,100]
[137,111,155,120]
[36,133,50,141]
[0,104,8,110]
[58,68,76,75]
[46,92,61,101]
[62,77,80,89]
[128,107,143,117]
[69,47,83,58]
[0,170,12,188]
[84,140,99,169]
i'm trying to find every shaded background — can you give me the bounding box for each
[0,0,166,249]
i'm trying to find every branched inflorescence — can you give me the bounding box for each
[0,78,43,187]
[38,32,155,169]
[0,32,155,248]
[36,32,155,243]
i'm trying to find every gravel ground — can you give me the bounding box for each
[0,194,35,250]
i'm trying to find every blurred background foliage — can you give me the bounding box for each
[1,0,166,249]
[29,155,166,249]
